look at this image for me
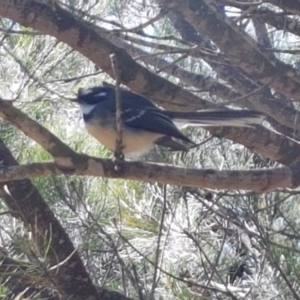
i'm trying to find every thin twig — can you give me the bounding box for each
[220,76,277,105]
[149,185,168,298]
[110,53,124,163]
[0,27,41,35]
[111,8,169,34]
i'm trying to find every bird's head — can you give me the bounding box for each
[75,86,114,105]
[70,86,115,115]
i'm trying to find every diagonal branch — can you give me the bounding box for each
[0,99,85,169]
[0,101,74,159]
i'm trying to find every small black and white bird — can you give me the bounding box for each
[72,85,265,155]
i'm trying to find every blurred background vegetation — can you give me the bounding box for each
[0,0,300,299]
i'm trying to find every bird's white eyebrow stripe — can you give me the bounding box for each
[79,90,108,98]
[94,92,108,97]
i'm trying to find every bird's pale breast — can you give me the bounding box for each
[85,120,163,155]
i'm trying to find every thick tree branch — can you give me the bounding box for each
[0,99,84,169]
[0,101,74,159]
[0,158,299,192]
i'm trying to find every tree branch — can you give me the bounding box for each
[0,159,299,192]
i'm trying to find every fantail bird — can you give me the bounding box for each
[71,85,265,155]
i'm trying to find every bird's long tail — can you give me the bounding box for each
[165,109,265,127]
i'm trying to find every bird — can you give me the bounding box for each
[71,85,265,156]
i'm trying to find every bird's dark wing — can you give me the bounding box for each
[120,89,158,109]
[122,108,194,144]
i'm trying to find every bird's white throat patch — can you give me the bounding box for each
[79,103,97,115]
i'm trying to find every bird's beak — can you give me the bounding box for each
[69,88,84,103]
